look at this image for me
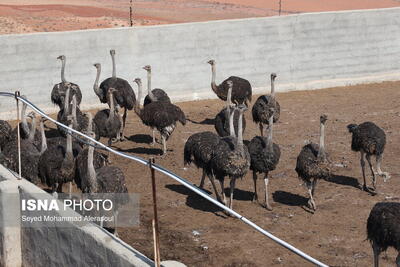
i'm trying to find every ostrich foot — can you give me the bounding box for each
[261,202,272,211]
[252,193,258,203]
[382,172,391,182]
[362,184,377,196]
[307,198,317,211]
[119,135,125,142]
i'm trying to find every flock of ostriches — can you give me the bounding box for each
[0,50,398,266]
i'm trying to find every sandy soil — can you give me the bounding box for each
[1,0,399,34]
[13,81,397,266]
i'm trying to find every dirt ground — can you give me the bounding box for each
[19,80,397,266]
[1,0,400,34]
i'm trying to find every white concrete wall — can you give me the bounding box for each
[0,165,154,267]
[1,8,400,119]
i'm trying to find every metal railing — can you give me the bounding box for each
[0,92,329,267]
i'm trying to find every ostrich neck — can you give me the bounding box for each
[61,58,66,83]
[237,111,244,152]
[271,77,275,98]
[134,82,143,116]
[226,87,234,137]
[211,65,218,94]
[66,124,73,157]
[146,70,156,101]
[111,53,116,78]
[317,123,326,160]
[72,96,77,126]
[64,87,70,114]
[87,143,98,192]
[39,120,47,154]
[267,115,273,150]
[21,102,29,135]
[108,91,115,122]
[93,66,101,97]
[28,116,36,143]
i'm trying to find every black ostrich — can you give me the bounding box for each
[143,65,171,145]
[207,59,252,106]
[93,50,136,140]
[295,115,331,211]
[252,73,281,136]
[75,112,109,192]
[347,122,390,194]
[133,78,186,155]
[51,55,82,109]
[367,202,400,267]
[94,88,122,146]
[1,112,45,184]
[211,103,250,209]
[39,115,76,197]
[0,120,12,151]
[247,107,280,210]
[214,83,246,137]
[82,131,128,236]
[184,131,220,190]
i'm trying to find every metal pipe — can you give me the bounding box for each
[0,92,329,267]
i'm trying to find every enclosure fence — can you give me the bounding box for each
[0,92,329,267]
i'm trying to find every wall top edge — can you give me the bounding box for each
[0,6,399,38]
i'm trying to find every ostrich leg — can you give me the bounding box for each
[360,151,369,192]
[264,172,272,210]
[306,181,316,211]
[228,177,236,210]
[252,171,258,202]
[376,154,391,182]
[199,170,206,188]
[151,129,156,146]
[120,107,127,141]
[208,174,223,203]
[161,135,167,155]
[372,242,380,267]
[218,178,226,205]
[366,154,377,190]
[259,123,264,137]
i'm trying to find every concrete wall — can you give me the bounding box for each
[1,8,400,119]
[0,165,154,267]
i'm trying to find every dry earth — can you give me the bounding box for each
[12,80,398,266]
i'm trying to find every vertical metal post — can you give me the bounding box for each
[130,0,133,27]
[149,158,160,267]
[14,91,21,180]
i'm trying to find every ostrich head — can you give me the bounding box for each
[227,80,233,87]
[236,103,248,113]
[27,111,36,120]
[57,55,65,61]
[271,73,277,79]
[93,63,101,69]
[320,114,328,124]
[142,65,151,71]
[207,59,215,65]
[133,78,142,85]
[110,49,115,56]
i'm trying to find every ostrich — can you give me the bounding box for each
[93,50,136,140]
[83,130,128,235]
[295,115,331,211]
[347,122,390,194]
[248,107,280,210]
[211,103,250,209]
[2,112,44,184]
[367,202,400,267]
[10,95,30,139]
[207,59,252,106]
[75,112,109,192]
[214,82,246,137]
[133,78,186,155]
[252,73,281,136]
[142,65,171,106]
[39,115,76,197]
[94,88,122,146]
[143,65,171,145]
[51,55,82,109]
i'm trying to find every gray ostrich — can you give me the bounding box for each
[94,88,122,146]
[51,55,82,109]
[247,107,280,210]
[252,73,281,136]
[142,65,171,145]
[2,112,44,184]
[347,122,390,194]
[211,103,250,209]
[214,83,246,137]
[295,115,331,211]
[39,115,76,197]
[75,112,109,192]
[207,59,252,106]
[0,120,11,151]
[93,50,136,140]
[367,202,400,267]
[133,78,186,155]
[83,130,128,236]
